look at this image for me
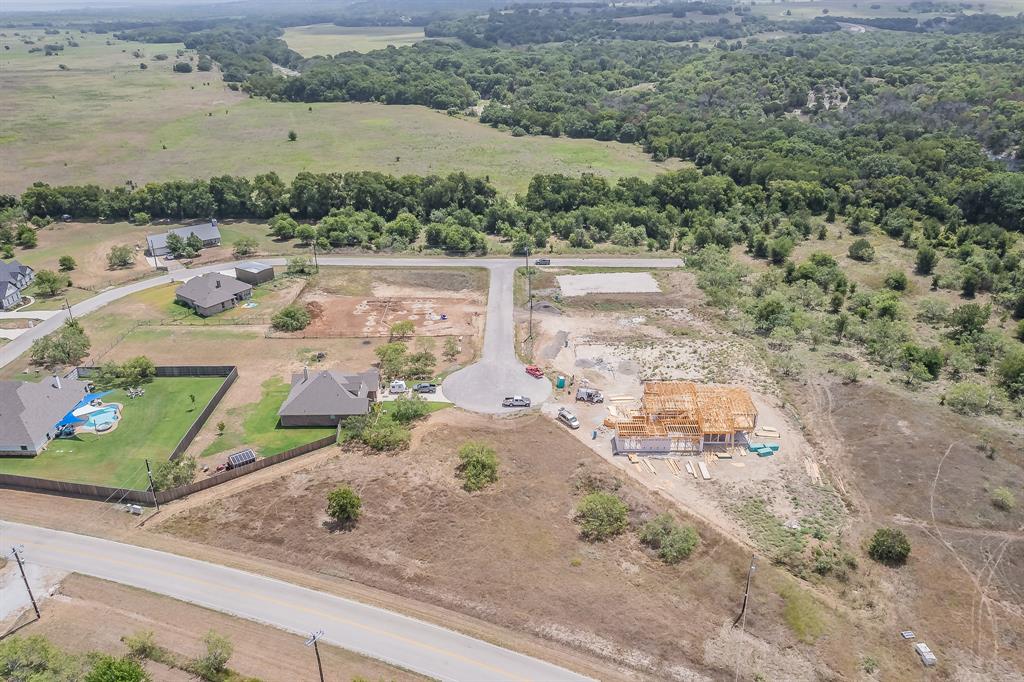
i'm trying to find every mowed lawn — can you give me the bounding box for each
[0,377,223,487]
[282,24,426,56]
[0,30,679,196]
[201,377,335,459]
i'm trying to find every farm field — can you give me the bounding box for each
[0,376,223,487]
[749,0,1024,21]
[0,30,679,196]
[282,24,427,56]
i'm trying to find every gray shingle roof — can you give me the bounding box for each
[0,377,88,449]
[0,259,33,287]
[175,273,251,309]
[147,222,221,251]
[278,369,379,418]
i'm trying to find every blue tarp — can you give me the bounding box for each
[55,390,114,428]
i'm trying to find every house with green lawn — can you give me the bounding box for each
[0,375,89,456]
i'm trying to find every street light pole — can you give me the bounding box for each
[305,629,325,682]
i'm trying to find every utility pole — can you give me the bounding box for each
[10,546,40,620]
[63,296,74,324]
[305,629,325,682]
[145,459,160,512]
[732,554,756,628]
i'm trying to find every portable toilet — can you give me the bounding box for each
[556,375,566,389]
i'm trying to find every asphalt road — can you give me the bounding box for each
[0,256,681,413]
[1,521,591,682]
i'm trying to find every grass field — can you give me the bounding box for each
[282,24,427,56]
[749,0,1024,21]
[0,376,223,486]
[0,30,678,196]
[200,376,336,459]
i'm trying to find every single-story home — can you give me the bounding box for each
[0,375,89,456]
[0,259,35,310]
[278,367,380,427]
[175,273,252,317]
[234,261,275,286]
[146,221,222,257]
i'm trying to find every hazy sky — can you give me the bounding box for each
[2,0,227,11]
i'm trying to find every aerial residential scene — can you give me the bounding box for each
[0,0,1021,680]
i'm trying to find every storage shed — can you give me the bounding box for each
[234,261,275,286]
[226,448,257,470]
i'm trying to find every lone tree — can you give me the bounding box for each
[58,255,76,271]
[389,320,414,341]
[457,442,499,492]
[271,304,311,332]
[232,236,258,257]
[287,130,297,142]
[575,492,629,541]
[33,269,68,296]
[848,238,875,262]
[326,485,362,524]
[867,527,911,566]
[107,244,134,269]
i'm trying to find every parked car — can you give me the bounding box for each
[502,395,531,407]
[556,407,580,429]
[576,387,604,403]
[525,364,544,378]
[534,258,551,265]
[413,382,437,394]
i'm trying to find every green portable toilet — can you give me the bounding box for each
[556,375,566,389]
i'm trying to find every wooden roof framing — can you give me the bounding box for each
[614,381,758,438]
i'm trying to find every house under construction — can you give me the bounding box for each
[611,381,758,456]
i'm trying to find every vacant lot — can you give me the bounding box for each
[0,30,678,196]
[0,377,223,486]
[795,378,1024,676]
[157,410,900,679]
[14,573,424,682]
[283,24,427,56]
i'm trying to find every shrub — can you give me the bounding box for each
[285,256,315,275]
[991,487,1016,511]
[84,655,148,682]
[151,456,197,491]
[58,255,76,271]
[362,418,410,450]
[132,211,150,225]
[884,271,908,291]
[287,130,297,141]
[107,244,134,269]
[575,492,628,541]
[232,236,258,256]
[326,485,362,524]
[915,245,938,275]
[172,61,192,73]
[29,319,90,367]
[867,527,910,565]
[945,382,993,415]
[996,347,1024,398]
[388,396,431,424]
[457,442,499,492]
[638,513,700,564]
[122,630,164,662]
[16,226,37,248]
[848,238,875,262]
[272,304,311,331]
[33,269,68,296]
[187,631,232,682]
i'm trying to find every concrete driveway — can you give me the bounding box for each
[0,256,681,414]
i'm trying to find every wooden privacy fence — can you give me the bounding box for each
[0,434,338,506]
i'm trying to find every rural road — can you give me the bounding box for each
[0,256,681,412]
[1,521,592,682]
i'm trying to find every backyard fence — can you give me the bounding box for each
[0,435,338,506]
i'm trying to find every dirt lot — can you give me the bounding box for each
[294,267,486,339]
[152,410,897,680]
[795,377,1024,677]
[8,573,425,682]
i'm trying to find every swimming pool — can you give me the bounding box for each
[85,405,120,430]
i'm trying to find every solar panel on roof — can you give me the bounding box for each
[227,448,257,469]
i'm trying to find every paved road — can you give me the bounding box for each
[0,256,681,412]
[2,521,591,682]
